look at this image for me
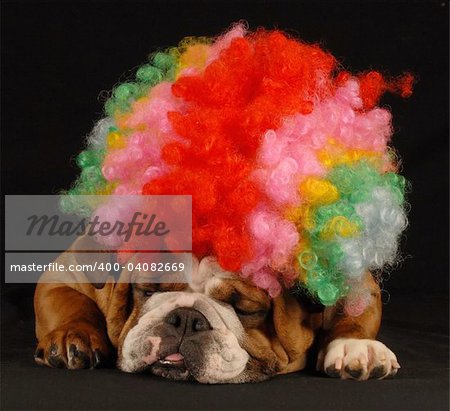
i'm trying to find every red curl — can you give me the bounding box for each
[358,71,414,110]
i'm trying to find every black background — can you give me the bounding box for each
[1,1,449,410]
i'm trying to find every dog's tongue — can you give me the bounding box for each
[164,353,184,362]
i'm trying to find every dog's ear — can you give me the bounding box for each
[270,292,317,374]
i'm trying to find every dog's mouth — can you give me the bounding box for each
[151,353,190,380]
[156,353,185,367]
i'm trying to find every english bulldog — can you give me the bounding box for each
[34,236,400,383]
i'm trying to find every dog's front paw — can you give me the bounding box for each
[34,321,110,370]
[317,338,400,380]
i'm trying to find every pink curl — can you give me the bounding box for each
[314,79,392,151]
[241,207,299,285]
[251,267,282,298]
[92,196,142,247]
[344,289,372,317]
[101,82,188,192]
[123,82,185,133]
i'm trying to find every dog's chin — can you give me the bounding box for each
[149,351,201,381]
[150,359,191,381]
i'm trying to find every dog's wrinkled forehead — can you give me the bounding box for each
[189,256,237,295]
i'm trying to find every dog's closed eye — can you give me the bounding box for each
[234,306,266,317]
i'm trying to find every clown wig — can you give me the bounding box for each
[63,23,413,316]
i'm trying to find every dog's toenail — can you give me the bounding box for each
[326,365,341,378]
[345,365,363,379]
[93,349,103,368]
[75,350,91,368]
[69,344,78,357]
[49,343,58,356]
[48,355,65,368]
[370,365,386,379]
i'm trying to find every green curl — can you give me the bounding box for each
[104,49,179,117]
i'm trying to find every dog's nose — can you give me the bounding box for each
[165,307,211,335]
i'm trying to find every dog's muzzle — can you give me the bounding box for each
[118,292,249,383]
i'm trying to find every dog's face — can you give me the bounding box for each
[113,257,320,383]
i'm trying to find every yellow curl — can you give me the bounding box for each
[107,132,126,150]
[96,182,117,195]
[299,177,339,205]
[177,44,210,77]
[167,36,212,79]
[321,216,360,240]
[318,138,382,168]
[293,239,311,283]
[286,205,315,230]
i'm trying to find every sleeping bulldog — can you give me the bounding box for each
[34,237,400,383]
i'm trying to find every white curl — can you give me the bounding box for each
[338,186,407,279]
[86,117,115,148]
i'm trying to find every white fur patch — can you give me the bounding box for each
[190,256,236,294]
[119,332,161,373]
[196,329,249,384]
